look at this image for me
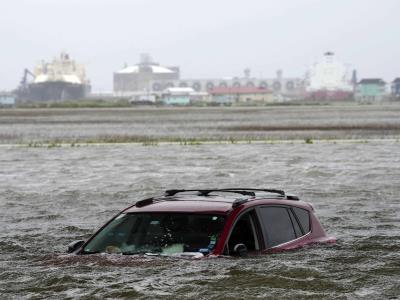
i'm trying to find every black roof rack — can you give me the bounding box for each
[165,188,286,197]
[135,197,154,208]
[132,189,298,209]
[232,198,249,208]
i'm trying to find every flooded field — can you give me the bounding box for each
[1,104,400,143]
[0,105,399,299]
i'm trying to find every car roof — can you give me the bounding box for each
[124,189,311,214]
[125,196,235,214]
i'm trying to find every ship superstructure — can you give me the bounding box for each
[303,52,355,101]
[306,52,353,92]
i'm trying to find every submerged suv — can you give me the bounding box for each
[68,189,336,257]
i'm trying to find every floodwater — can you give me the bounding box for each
[0,106,400,299]
[1,105,400,143]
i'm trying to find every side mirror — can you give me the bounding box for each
[67,240,85,253]
[233,243,248,257]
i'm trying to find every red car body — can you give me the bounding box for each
[71,189,336,256]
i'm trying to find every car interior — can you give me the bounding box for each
[225,211,260,255]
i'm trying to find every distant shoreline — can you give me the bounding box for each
[3,99,400,109]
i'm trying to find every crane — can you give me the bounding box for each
[19,68,35,90]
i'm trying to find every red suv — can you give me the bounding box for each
[68,189,336,257]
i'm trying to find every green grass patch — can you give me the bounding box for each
[304,138,313,144]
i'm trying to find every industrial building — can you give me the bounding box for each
[113,55,304,99]
[16,52,91,102]
[161,68,303,96]
[210,86,273,104]
[113,54,180,97]
[163,75,303,97]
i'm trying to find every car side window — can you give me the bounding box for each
[292,207,311,233]
[225,211,260,255]
[259,206,296,247]
[288,209,302,237]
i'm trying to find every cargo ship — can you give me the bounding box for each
[16,52,91,102]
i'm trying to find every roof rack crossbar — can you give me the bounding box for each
[217,188,285,196]
[164,188,285,197]
[165,189,255,197]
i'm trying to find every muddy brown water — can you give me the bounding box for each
[0,105,399,299]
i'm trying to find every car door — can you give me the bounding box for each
[223,209,264,255]
[255,205,307,251]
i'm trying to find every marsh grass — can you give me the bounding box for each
[224,124,400,131]
[2,105,400,145]
[17,136,398,148]
[27,142,42,147]
[16,99,131,109]
[142,140,159,146]
[47,142,61,148]
[304,138,313,144]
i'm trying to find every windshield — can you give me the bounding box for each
[83,213,226,255]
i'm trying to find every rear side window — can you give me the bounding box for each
[288,209,302,237]
[292,207,311,233]
[259,206,296,247]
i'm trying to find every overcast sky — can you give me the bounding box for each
[1,0,399,92]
